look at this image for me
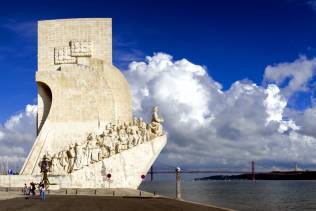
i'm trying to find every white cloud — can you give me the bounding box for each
[263,56,316,99]
[0,104,37,172]
[4,113,23,130]
[125,53,316,170]
[264,84,286,123]
[25,104,37,117]
[125,53,221,126]
[0,131,4,141]
[263,84,299,132]
[288,107,316,138]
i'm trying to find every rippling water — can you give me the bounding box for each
[139,180,316,210]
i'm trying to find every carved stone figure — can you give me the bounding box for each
[115,143,121,154]
[132,117,138,126]
[118,126,128,150]
[148,106,164,138]
[138,118,148,143]
[127,127,134,149]
[130,127,139,146]
[51,155,60,174]
[82,145,89,166]
[86,134,100,163]
[103,133,113,155]
[66,145,76,173]
[59,148,69,172]
[74,143,84,170]
[99,144,110,159]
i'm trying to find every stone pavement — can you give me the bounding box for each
[0,188,234,211]
[0,191,24,200]
[0,195,233,211]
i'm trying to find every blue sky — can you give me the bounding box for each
[1,0,316,171]
[0,0,316,122]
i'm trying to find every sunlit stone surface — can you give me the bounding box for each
[0,18,167,189]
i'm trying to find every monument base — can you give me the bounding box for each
[0,135,166,189]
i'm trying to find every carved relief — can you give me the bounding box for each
[54,47,76,64]
[54,40,92,65]
[46,106,164,175]
[70,40,92,57]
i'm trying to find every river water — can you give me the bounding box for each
[139,180,316,210]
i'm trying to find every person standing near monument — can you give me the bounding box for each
[23,183,28,195]
[39,183,46,200]
[30,182,36,196]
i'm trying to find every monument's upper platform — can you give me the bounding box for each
[38,18,112,71]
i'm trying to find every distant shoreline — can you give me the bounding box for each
[195,170,316,180]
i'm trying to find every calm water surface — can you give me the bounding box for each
[139,180,316,211]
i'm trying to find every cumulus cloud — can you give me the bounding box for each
[264,85,299,133]
[125,53,316,170]
[263,56,316,99]
[0,131,4,141]
[288,107,316,139]
[0,104,37,172]
[264,84,287,123]
[125,53,221,125]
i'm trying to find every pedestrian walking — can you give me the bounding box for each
[30,182,36,196]
[23,183,28,195]
[40,183,46,200]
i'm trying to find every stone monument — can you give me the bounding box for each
[0,18,167,189]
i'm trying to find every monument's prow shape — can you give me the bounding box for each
[0,18,167,189]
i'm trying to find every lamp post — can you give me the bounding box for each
[176,167,181,200]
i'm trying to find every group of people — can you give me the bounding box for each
[43,106,164,175]
[23,182,46,200]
